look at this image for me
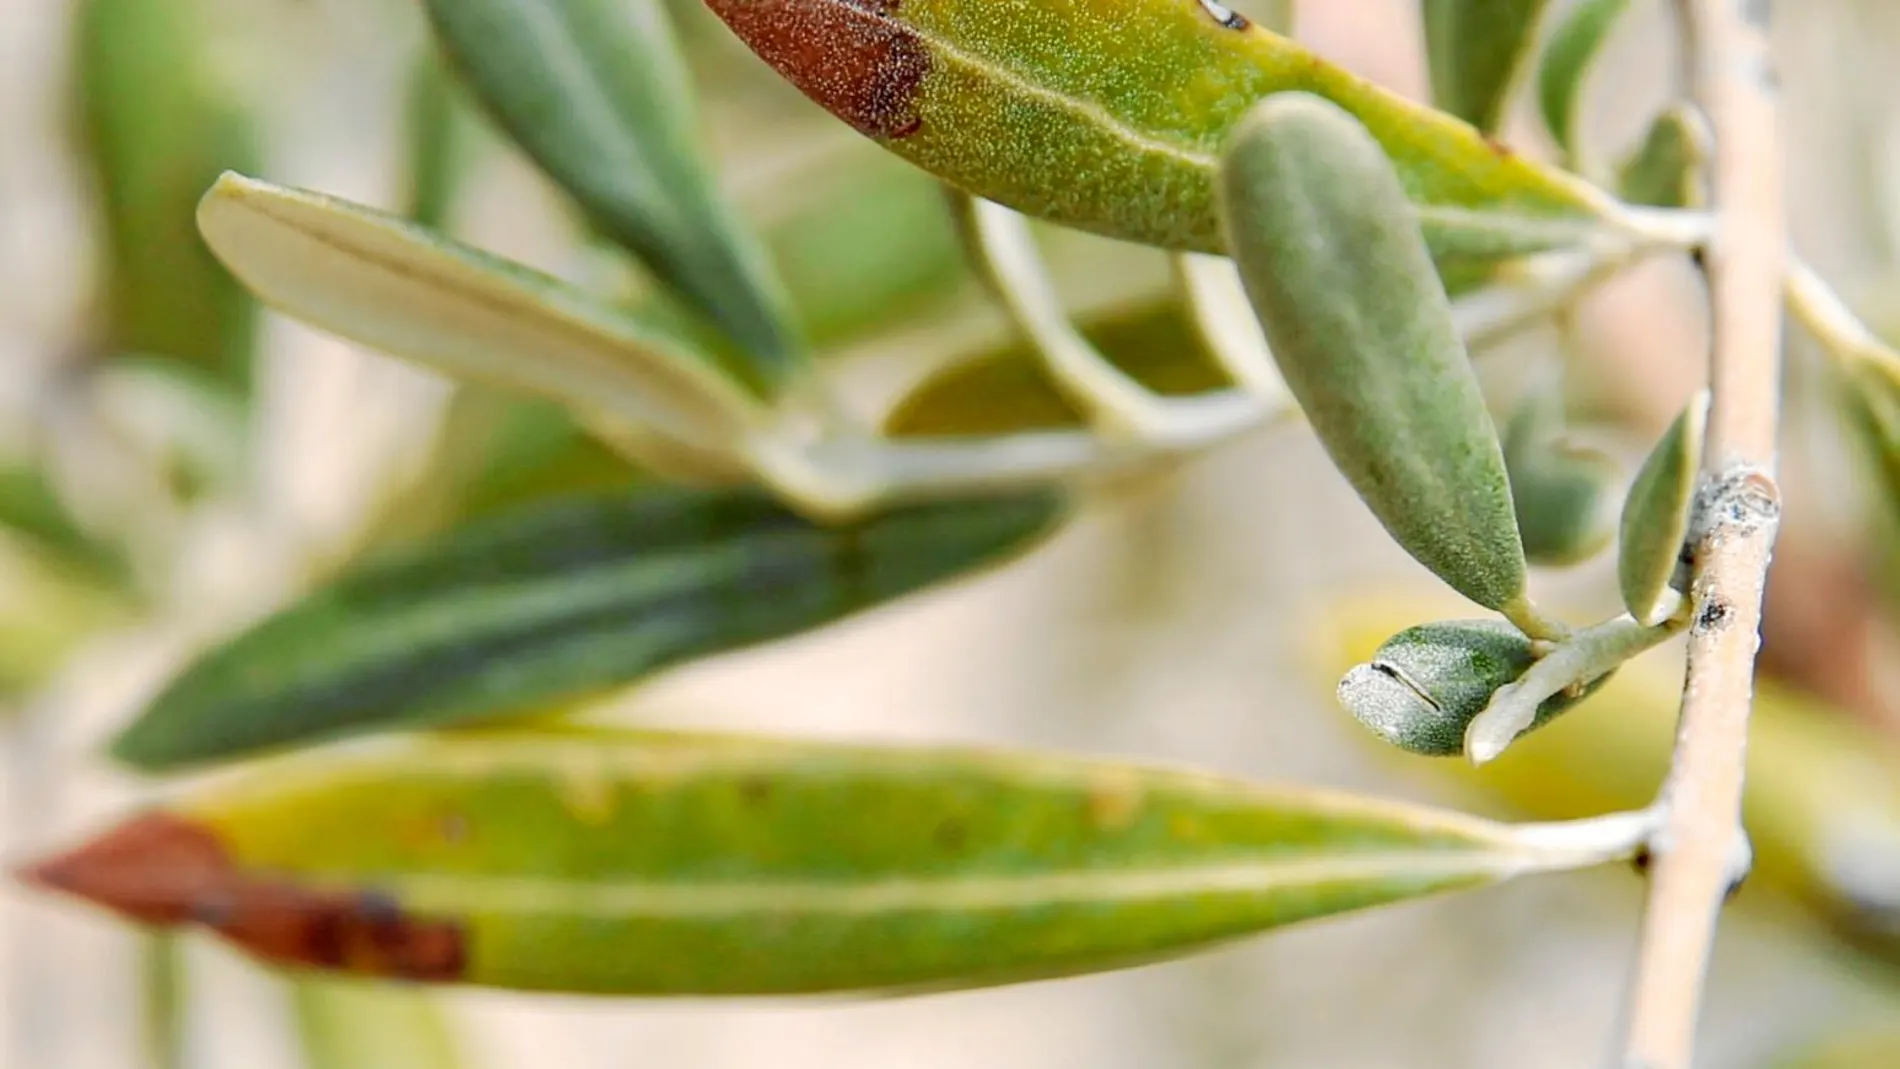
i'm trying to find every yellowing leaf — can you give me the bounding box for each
[29,728,1641,995]
[703,0,1616,257]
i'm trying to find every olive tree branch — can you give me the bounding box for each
[1618,3,1785,1068]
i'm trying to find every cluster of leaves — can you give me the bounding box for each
[10,0,1900,1059]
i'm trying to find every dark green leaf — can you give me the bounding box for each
[109,487,1065,770]
[1422,0,1554,134]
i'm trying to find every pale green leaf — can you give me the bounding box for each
[426,0,803,389]
[1502,384,1621,566]
[196,173,765,476]
[1220,94,1527,613]
[30,728,1642,995]
[1339,619,1605,757]
[1618,391,1709,626]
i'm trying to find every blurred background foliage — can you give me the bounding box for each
[2,0,1900,1067]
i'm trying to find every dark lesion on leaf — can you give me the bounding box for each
[17,811,467,982]
[704,0,930,140]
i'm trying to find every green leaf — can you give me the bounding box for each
[703,0,1614,258]
[29,728,1641,995]
[883,297,1226,437]
[1616,104,1710,210]
[1617,391,1708,626]
[0,465,132,589]
[196,173,766,478]
[425,0,804,390]
[1767,1027,1900,1069]
[1220,94,1528,614]
[1338,619,1606,757]
[1502,384,1621,566]
[1535,0,1633,164]
[401,53,477,232]
[108,486,1065,770]
[1421,0,1553,134]
[73,0,260,393]
[291,979,464,1069]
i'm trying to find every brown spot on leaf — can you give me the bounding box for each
[17,811,466,982]
[705,0,929,140]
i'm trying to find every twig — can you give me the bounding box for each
[1618,3,1785,1068]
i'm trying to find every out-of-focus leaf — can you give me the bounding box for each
[882,297,1224,437]
[402,54,475,232]
[291,979,463,1069]
[703,0,1615,258]
[426,0,804,391]
[767,155,966,348]
[1222,94,1527,614]
[1317,592,1900,964]
[1502,385,1621,566]
[1839,356,1900,532]
[109,486,1065,770]
[0,542,131,695]
[1421,0,1553,134]
[1766,1026,1900,1069]
[0,464,130,589]
[1535,0,1633,164]
[30,727,1640,995]
[1617,105,1709,210]
[1618,391,1708,626]
[1339,619,1604,756]
[73,0,260,393]
[196,174,765,478]
[141,935,185,1069]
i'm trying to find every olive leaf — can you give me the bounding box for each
[1502,384,1622,566]
[1220,93,1530,617]
[1339,619,1607,756]
[30,728,1643,995]
[196,173,765,480]
[291,980,464,1069]
[1535,0,1634,165]
[703,0,1616,260]
[1617,104,1711,210]
[1421,0,1553,134]
[1618,391,1709,626]
[424,0,804,390]
[401,53,475,232]
[74,0,260,393]
[1321,593,1900,964]
[108,486,1064,770]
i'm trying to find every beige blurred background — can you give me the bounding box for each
[4,1,1900,1067]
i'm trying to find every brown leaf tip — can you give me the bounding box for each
[705,0,929,140]
[18,812,466,982]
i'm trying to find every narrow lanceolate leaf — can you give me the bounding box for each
[109,487,1064,770]
[426,0,804,390]
[1421,0,1553,134]
[197,173,764,479]
[703,0,1614,259]
[1617,104,1710,210]
[402,54,475,232]
[1502,386,1621,566]
[1618,392,1709,626]
[1221,94,1527,613]
[74,0,259,393]
[27,729,1640,995]
[1338,620,1604,757]
[1535,0,1633,163]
